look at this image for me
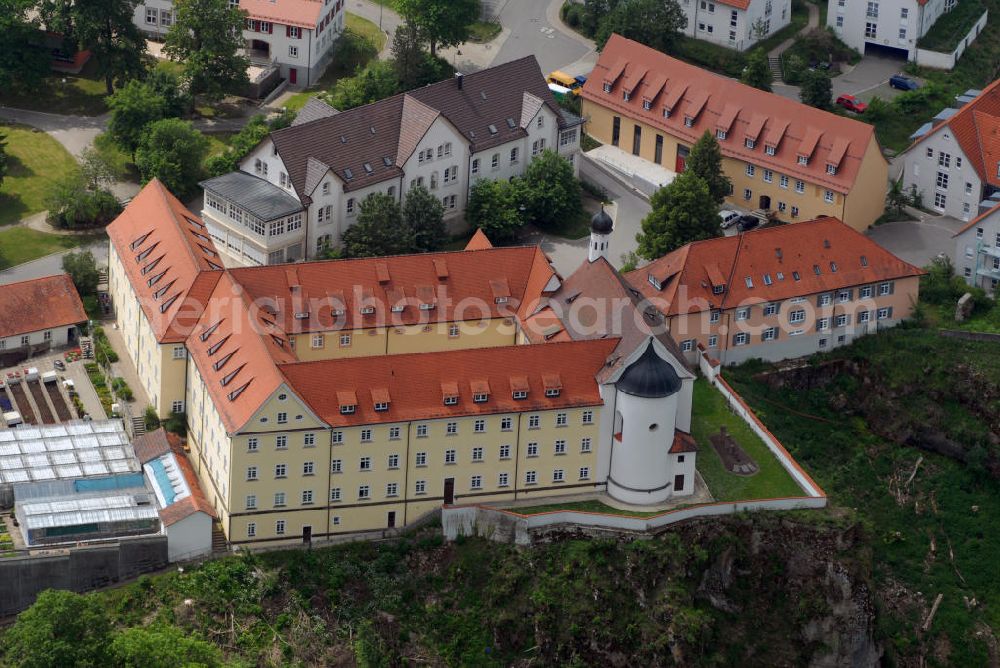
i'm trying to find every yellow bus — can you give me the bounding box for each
[547,70,584,95]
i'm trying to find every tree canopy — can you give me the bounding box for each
[327,59,400,111]
[396,0,479,56]
[740,50,773,92]
[0,0,50,92]
[686,131,731,204]
[519,149,582,230]
[109,626,222,668]
[636,171,719,259]
[342,193,416,257]
[134,118,209,197]
[2,590,111,668]
[403,185,447,252]
[107,79,168,158]
[467,178,524,245]
[0,132,7,189]
[594,0,686,52]
[62,250,102,295]
[69,0,147,94]
[799,70,832,110]
[165,0,249,101]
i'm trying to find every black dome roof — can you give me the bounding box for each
[617,341,682,398]
[590,207,613,234]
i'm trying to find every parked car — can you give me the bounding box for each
[737,215,760,232]
[889,74,920,91]
[835,94,868,114]
[53,359,65,371]
[547,70,584,95]
[719,210,741,229]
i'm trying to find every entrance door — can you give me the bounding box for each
[611,116,621,147]
[759,194,771,210]
[289,68,297,85]
[302,525,312,544]
[674,474,685,492]
[387,511,396,528]
[443,478,455,505]
[675,145,689,172]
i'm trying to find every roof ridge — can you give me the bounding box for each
[153,178,203,270]
[907,77,1000,152]
[953,199,1000,236]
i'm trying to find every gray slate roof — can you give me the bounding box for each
[200,171,303,222]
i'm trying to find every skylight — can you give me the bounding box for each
[506,117,516,128]
[488,124,498,135]
[363,163,373,174]
[344,168,353,180]
[383,156,392,166]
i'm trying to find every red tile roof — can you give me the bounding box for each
[465,229,494,250]
[670,431,698,454]
[159,431,216,526]
[0,274,87,339]
[279,339,620,427]
[907,78,1000,188]
[240,0,323,29]
[227,245,557,334]
[132,428,171,464]
[626,217,923,316]
[954,199,1000,236]
[106,179,223,343]
[582,35,882,194]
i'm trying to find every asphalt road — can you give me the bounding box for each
[0,238,109,287]
[491,0,592,75]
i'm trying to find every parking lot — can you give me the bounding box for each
[1,348,106,427]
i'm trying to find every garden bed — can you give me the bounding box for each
[917,0,987,52]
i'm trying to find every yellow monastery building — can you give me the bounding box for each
[581,35,889,231]
[107,181,699,546]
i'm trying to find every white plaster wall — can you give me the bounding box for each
[607,391,679,505]
[166,512,213,561]
[0,326,74,352]
[903,131,980,220]
[400,117,470,218]
[953,207,1000,294]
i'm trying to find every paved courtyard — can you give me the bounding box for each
[866,214,965,268]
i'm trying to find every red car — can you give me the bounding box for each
[836,94,867,114]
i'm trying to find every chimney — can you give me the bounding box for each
[455,72,463,90]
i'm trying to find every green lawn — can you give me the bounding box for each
[468,20,502,43]
[0,124,79,226]
[691,378,805,501]
[347,12,387,52]
[917,0,986,51]
[204,132,235,158]
[0,58,109,116]
[505,500,670,517]
[0,228,97,270]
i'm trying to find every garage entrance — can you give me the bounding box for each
[863,41,909,61]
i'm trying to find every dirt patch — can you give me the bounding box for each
[709,426,759,475]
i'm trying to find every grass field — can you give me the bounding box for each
[0,124,79,226]
[0,59,109,116]
[0,228,97,269]
[691,378,804,501]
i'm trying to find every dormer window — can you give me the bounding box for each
[623,91,630,101]
[717,130,727,140]
[745,138,755,149]
[443,395,458,405]
[765,145,776,156]
[797,155,809,165]
[684,116,694,128]
[360,305,375,315]
[643,99,651,110]
[826,164,837,175]
[294,312,309,319]
[543,374,562,397]
[830,261,838,272]
[473,393,488,403]
[603,82,611,93]
[510,375,529,400]
[647,274,662,290]
[338,391,357,414]
[495,296,507,304]
[860,255,868,267]
[662,106,671,118]
[744,276,753,288]
[513,390,528,400]
[340,404,356,414]
[391,304,404,313]
[374,402,388,412]
[712,284,725,295]
[419,302,434,310]
[545,388,560,397]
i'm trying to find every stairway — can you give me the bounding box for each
[131,416,145,436]
[768,56,782,80]
[211,523,228,553]
[79,337,94,359]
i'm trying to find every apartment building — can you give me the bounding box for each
[580,35,889,231]
[624,217,923,366]
[200,56,583,267]
[135,0,345,87]
[953,200,1000,295]
[109,182,698,546]
[0,275,87,365]
[901,78,1000,221]
[828,0,961,60]
[681,0,791,51]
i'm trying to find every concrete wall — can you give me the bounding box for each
[166,512,213,562]
[0,536,168,617]
[914,10,988,69]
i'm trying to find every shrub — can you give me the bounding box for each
[144,406,161,431]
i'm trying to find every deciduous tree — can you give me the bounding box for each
[107,79,167,158]
[594,0,686,52]
[165,0,249,101]
[0,132,7,189]
[740,49,773,92]
[403,185,447,252]
[134,118,209,198]
[0,0,50,92]
[467,178,524,244]
[686,131,731,204]
[70,0,147,94]
[109,626,222,668]
[342,192,416,257]
[636,171,719,259]
[396,0,479,56]
[327,60,400,111]
[2,590,111,668]
[800,69,832,110]
[518,149,582,230]
[62,250,102,295]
